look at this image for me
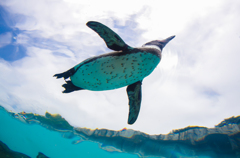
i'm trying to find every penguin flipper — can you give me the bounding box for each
[86,21,132,51]
[53,67,76,80]
[62,81,84,93]
[126,81,142,125]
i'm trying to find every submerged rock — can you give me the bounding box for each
[37,152,49,158]
[216,116,240,127]
[11,111,73,131]
[74,123,240,157]
[0,140,49,158]
[4,107,240,158]
[0,140,30,158]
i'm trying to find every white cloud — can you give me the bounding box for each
[0,0,240,134]
[136,0,226,40]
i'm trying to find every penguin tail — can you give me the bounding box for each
[62,81,84,93]
[53,67,76,80]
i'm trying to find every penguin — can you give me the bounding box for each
[54,21,175,125]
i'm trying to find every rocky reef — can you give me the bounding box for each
[74,120,240,157]
[2,107,240,158]
[0,140,30,158]
[0,140,49,158]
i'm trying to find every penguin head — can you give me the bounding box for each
[142,35,175,51]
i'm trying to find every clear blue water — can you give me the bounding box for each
[1,106,239,158]
[0,107,138,158]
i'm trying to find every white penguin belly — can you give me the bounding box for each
[70,52,160,91]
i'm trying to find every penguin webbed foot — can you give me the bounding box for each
[62,81,84,93]
[53,67,76,80]
[53,73,65,79]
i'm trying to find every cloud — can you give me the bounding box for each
[0,0,240,134]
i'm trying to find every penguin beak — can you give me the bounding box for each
[161,35,175,49]
[143,35,175,50]
[163,35,175,43]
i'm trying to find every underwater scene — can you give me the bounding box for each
[0,105,240,158]
[1,0,240,158]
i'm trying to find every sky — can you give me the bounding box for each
[0,0,240,134]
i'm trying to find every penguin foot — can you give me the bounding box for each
[53,67,76,80]
[62,81,84,93]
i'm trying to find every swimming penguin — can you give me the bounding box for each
[54,21,175,125]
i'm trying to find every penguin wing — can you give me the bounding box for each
[126,81,142,125]
[86,21,132,51]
